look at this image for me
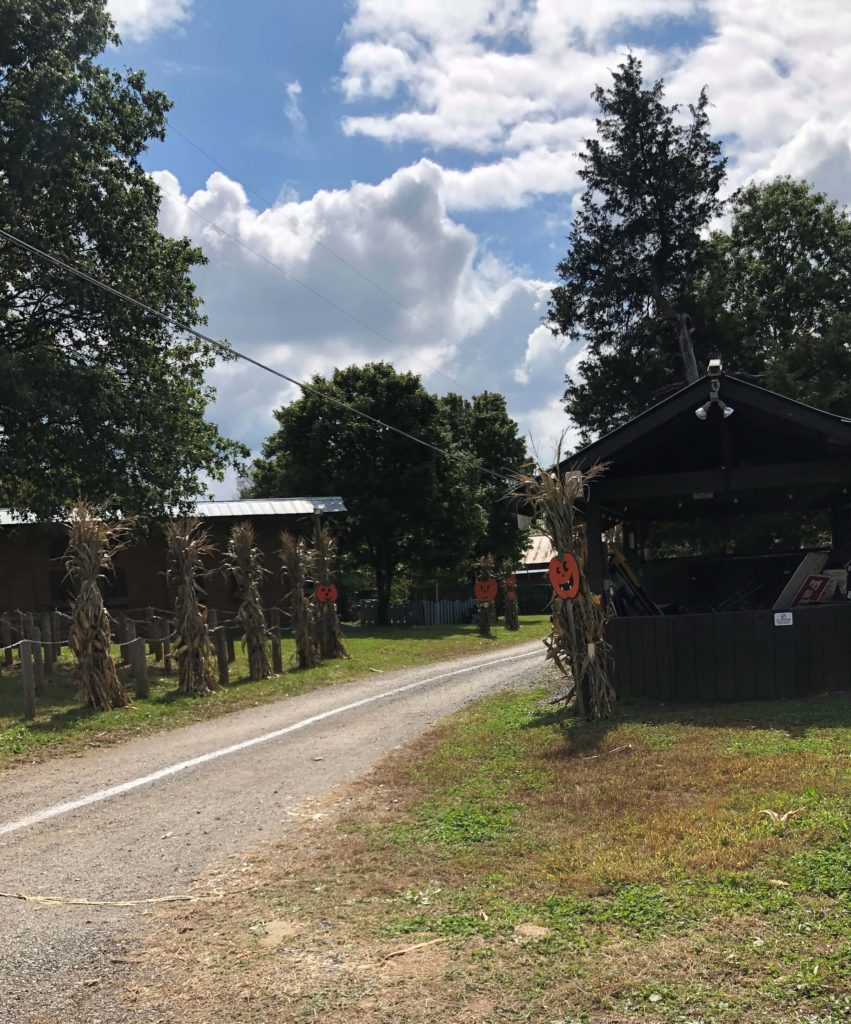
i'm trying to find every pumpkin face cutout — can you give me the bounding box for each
[548,552,580,600]
[474,578,498,603]
[315,582,338,604]
[505,588,517,602]
[504,575,516,589]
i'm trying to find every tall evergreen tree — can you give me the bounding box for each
[549,55,726,441]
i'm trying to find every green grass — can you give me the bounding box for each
[0,616,548,768]
[185,687,851,1023]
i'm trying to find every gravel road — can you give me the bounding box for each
[0,641,548,1022]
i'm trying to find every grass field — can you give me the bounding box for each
[0,616,547,768]
[137,687,851,1023]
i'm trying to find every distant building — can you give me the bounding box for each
[0,497,346,614]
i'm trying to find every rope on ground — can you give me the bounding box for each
[0,890,223,907]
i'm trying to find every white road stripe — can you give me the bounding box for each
[0,648,540,839]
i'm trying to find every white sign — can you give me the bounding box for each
[774,611,794,627]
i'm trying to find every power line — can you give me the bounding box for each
[166,120,524,395]
[156,182,464,392]
[0,225,512,485]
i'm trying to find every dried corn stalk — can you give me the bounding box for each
[313,524,348,660]
[515,439,615,719]
[166,519,217,696]
[223,521,272,680]
[280,531,320,669]
[65,502,130,710]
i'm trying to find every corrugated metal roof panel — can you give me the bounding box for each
[523,533,555,566]
[193,497,346,518]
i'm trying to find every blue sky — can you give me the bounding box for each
[104,0,851,496]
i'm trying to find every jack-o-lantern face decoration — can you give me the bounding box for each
[504,575,517,589]
[315,582,338,604]
[548,552,580,600]
[505,588,517,603]
[474,578,498,603]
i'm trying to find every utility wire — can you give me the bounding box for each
[156,183,464,392]
[166,120,524,394]
[0,226,512,485]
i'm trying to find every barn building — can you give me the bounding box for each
[0,497,346,615]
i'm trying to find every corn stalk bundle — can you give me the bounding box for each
[279,531,320,670]
[502,561,520,632]
[64,502,130,710]
[476,554,496,636]
[313,524,349,660]
[223,521,272,680]
[166,519,217,696]
[515,442,615,720]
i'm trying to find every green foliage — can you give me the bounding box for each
[248,363,524,622]
[438,391,527,565]
[0,0,245,520]
[549,55,726,440]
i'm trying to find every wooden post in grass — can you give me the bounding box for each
[23,612,34,642]
[20,639,35,721]
[40,612,55,677]
[52,611,63,656]
[132,624,149,700]
[125,619,145,698]
[146,607,163,660]
[1,616,12,669]
[31,625,44,693]
[116,612,129,665]
[162,618,174,676]
[214,628,229,688]
[225,625,235,665]
[270,609,283,674]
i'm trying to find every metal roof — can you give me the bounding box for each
[190,497,346,518]
[0,496,346,526]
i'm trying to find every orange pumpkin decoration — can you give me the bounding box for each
[548,552,580,600]
[505,589,517,602]
[504,575,516,589]
[315,582,338,603]
[474,578,498,603]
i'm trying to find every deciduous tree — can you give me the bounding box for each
[0,0,245,520]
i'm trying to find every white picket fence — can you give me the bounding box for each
[358,598,475,627]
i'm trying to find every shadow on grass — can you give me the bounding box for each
[523,691,851,760]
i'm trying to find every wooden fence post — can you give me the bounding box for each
[132,624,149,700]
[40,612,55,678]
[225,621,235,664]
[270,609,283,674]
[1,615,12,669]
[117,612,129,665]
[20,639,36,721]
[214,630,230,688]
[53,611,63,654]
[162,617,174,675]
[32,625,45,694]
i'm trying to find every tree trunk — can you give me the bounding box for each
[677,313,700,383]
[375,566,393,626]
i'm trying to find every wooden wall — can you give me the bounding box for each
[609,603,851,702]
[0,517,317,614]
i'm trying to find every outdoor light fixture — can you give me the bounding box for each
[695,360,734,420]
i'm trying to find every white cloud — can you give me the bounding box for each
[153,163,570,484]
[108,0,192,41]
[340,0,851,211]
[284,81,307,134]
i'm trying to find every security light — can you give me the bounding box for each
[722,405,734,418]
[695,403,709,421]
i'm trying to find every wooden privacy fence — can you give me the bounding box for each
[609,603,851,703]
[358,598,476,627]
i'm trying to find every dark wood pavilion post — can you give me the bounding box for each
[585,500,605,593]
